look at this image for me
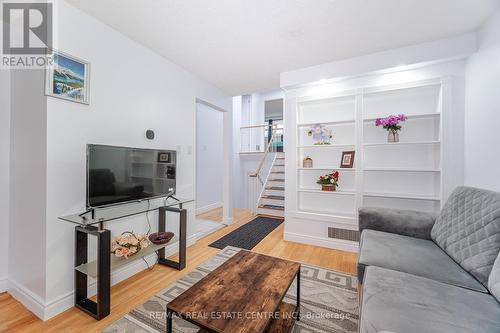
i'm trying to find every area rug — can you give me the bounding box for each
[102,246,359,333]
[208,216,283,250]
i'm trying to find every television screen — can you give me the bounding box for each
[87,144,176,207]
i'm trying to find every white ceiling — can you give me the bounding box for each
[65,0,499,95]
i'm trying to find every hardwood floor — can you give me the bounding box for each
[0,208,357,333]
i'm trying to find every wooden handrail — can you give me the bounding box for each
[249,125,278,178]
[240,124,269,129]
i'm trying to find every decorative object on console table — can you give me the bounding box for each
[303,156,313,168]
[149,231,175,245]
[111,232,150,259]
[307,124,333,145]
[340,151,355,168]
[375,114,407,143]
[45,50,90,104]
[317,171,339,191]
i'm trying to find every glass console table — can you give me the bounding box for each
[59,197,193,320]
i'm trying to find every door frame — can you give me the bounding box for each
[195,98,233,225]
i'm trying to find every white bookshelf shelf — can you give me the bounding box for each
[297,167,356,171]
[364,140,440,147]
[295,210,357,221]
[363,167,440,172]
[298,188,356,195]
[297,119,355,127]
[363,112,440,122]
[297,144,356,149]
[363,192,440,201]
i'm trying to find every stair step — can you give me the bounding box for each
[271,171,285,174]
[276,157,285,160]
[268,179,285,182]
[258,204,284,211]
[266,186,285,191]
[261,195,285,200]
[257,214,285,220]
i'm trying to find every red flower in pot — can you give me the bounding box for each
[317,171,340,191]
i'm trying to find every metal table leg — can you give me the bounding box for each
[296,267,301,321]
[75,225,111,320]
[157,206,187,270]
[166,308,173,333]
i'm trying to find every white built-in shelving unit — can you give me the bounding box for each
[287,78,448,250]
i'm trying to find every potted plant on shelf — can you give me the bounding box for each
[375,114,407,142]
[111,231,150,259]
[317,171,340,191]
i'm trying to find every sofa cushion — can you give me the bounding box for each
[358,230,486,292]
[490,253,500,303]
[360,266,500,333]
[431,186,500,287]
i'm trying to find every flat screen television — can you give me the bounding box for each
[87,144,176,207]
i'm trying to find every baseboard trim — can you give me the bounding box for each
[7,279,46,320]
[196,202,222,215]
[222,216,234,225]
[284,232,359,253]
[9,233,201,321]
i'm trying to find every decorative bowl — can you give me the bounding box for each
[149,232,175,245]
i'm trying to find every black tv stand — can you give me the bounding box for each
[59,197,192,320]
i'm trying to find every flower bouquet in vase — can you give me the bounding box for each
[317,171,339,191]
[111,231,150,259]
[375,114,407,142]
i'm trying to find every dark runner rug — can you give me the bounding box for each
[208,216,283,250]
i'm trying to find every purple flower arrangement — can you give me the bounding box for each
[375,114,407,132]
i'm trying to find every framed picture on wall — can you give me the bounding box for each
[340,151,355,168]
[45,50,90,105]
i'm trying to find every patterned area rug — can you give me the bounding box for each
[208,217,283,250]
[102,247,359,333]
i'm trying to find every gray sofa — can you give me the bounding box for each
[357,186,500,333]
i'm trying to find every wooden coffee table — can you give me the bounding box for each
[166,250,301,333]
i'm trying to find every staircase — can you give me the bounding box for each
[257,153,285,218]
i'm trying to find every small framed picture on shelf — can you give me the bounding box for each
[157,152,171,163]
[340,151,355,168]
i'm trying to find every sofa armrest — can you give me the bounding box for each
[359,207,437,240]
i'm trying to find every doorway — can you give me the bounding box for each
[194,99,232,236]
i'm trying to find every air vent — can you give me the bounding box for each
[327,227,360,242]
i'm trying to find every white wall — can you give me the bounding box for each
[8,0,231,319]
[465,8,500,192]
[9,69,48,309]
[231,96,244,208]
[196,103,223,213]
[0,57,10,292]
[280,33,477,89]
